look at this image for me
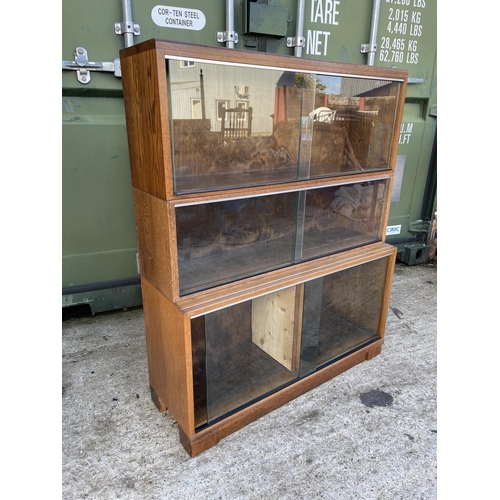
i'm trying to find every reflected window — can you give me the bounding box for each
[180,60,195,69]
[216,100,230,121]
[236,100,248,121]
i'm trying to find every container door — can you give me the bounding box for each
[62,0,437,313]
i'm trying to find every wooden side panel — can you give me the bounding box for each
[133,188,179,301]
[141,277,194,435]
[251,286,301,371]
[377,246,397,340]
[380,174,395,242]
[121,45,173,199]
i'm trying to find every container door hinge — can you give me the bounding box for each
[62,47,121,84]
[287,36,305,48]
[217,30,238,43]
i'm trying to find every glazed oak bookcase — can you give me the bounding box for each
[120,39,407,457]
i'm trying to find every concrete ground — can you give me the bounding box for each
[62,261,437,499]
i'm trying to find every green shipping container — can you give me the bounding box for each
[62,0,436,314]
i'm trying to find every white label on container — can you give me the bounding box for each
[152,6,206,30]
[379,0,427,66]
[386,225,402,236]
[305,0,341,56]
[391,154,406,202]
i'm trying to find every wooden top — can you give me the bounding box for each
[120,39,408,82]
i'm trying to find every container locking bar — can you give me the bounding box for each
[62,47,121,84]
[216,30,239,44]
[287,36,305,49]
[360,42,377,55]
[114,21,140,37]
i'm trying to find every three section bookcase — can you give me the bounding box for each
[120,39,407,456]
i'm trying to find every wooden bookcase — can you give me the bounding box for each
[120,39,407,457]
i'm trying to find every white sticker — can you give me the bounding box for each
[152,5,206,30]
[391,154,406,203]
[386,225,402,236]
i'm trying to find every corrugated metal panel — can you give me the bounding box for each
[340,79,389,97]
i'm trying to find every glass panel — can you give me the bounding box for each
[300,179,388,260]
[195,292,301,427]
[191,256,390,429]
[176,192,299,295]
[307,76,400,177]
[167,59,400,194]
[299,257,389,376]
[176,179,388,295]
[168,60,315,193]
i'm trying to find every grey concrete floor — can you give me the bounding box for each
[62,262,437,499]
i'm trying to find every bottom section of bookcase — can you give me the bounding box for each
[142,244,396,457]
[174,339,382,457]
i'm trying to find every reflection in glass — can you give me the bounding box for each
[175,179,388,295]
[176,179,388,295]
[199,296,301,425]
[301,180,388,260]
[299,257,388,377]
[176,192,299,295]
[167,59,400,194]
